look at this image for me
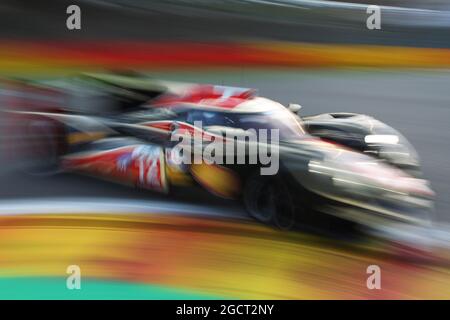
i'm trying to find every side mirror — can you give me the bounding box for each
[288,103,302,114]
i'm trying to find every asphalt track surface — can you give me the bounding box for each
[0,70,449,224]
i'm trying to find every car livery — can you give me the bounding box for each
[3,73,435,233]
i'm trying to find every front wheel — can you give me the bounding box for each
[243,173,298,231]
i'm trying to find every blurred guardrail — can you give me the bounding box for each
[91,0,450,28]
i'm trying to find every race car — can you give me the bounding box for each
[2,73,435,232]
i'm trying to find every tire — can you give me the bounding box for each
[243,173,298,231]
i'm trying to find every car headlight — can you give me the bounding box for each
[364,134,399,145]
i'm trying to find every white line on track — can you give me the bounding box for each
[0,197,249,220]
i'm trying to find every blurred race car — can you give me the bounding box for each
[2,73,435,232]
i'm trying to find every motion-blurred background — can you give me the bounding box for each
[0,0,450,299]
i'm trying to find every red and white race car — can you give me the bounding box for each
[1,73,434,232]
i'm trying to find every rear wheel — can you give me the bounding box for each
[18,120,63,176]
[244,173,298,231]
